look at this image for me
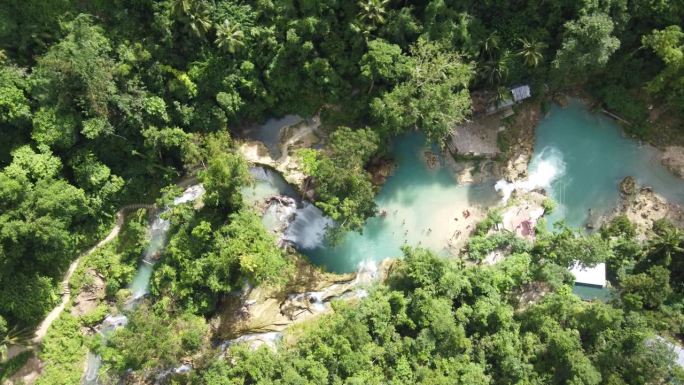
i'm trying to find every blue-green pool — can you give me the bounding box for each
[250,101,684,274]
[298,132,499,273]
[533,100,684,229]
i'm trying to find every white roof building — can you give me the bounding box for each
[570,262,606,288]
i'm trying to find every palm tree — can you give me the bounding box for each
[171,0,192,19]
[481,33,500,60]
[516,38,548,68]
[215,20,245,54]
[171,0,211,38]
[358,0,390,29]
[488,210,503,230]
[1,327,34,363]
[646,226,683,266]
[490,86,512,108]
[480,50,511,86]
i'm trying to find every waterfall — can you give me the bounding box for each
[221,331,284,351]
[83,184,205,385]
[354,260,379,285]
[495,146,566,202]
[283,202,333,250]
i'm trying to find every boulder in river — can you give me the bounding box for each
[368,158,395,186]
[619,176,637,196]
[423,151,439,169]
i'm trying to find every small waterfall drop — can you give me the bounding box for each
[495,147,566,202]
[283,203,333,250]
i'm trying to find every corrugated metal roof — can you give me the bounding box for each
[511,85,531,102]
[570,262,606,287]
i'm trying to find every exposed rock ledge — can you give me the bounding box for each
[608,178,684,240]
[214,257,395,347]
[499,102,541,182]
[238,117,322,194]
[661,146,684,179]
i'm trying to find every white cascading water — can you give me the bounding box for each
[283,202,333,249]
[495,146,566,203]
[83,184,205,385]
[354,259,379,285]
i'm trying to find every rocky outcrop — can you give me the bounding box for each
[619,176,637,195]
[368,158,395,186]
[71,269,106,318]
[214,258,394,346]
[239,117,322,194]
[449,158,497,185]
[661,146,684,179]
[500,191,547,241]
[610,183,684,240]
[500,102,541,182]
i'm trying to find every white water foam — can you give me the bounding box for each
[495,146,566,202]
[354,259,379,285]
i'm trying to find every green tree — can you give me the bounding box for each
[301,127,380,239]
[359,39,409,92]
[0,65,30,126]
[621,266,672,309]
[31,14,116,117]
[200,152,249,212]
[371,38,473,142]
[642,26,684,113]
[100,305,207,374]
[553,12,620,82]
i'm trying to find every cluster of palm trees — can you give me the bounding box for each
[476,33,547,107]
[170,0,245,53]
[479,34,548,87]
[170,0,391,52]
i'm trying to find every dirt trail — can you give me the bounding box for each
[31,211,127,343]
[5,205,154,384]
[31,203,154,342]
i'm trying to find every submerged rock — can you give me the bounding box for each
[423,151,439,169]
